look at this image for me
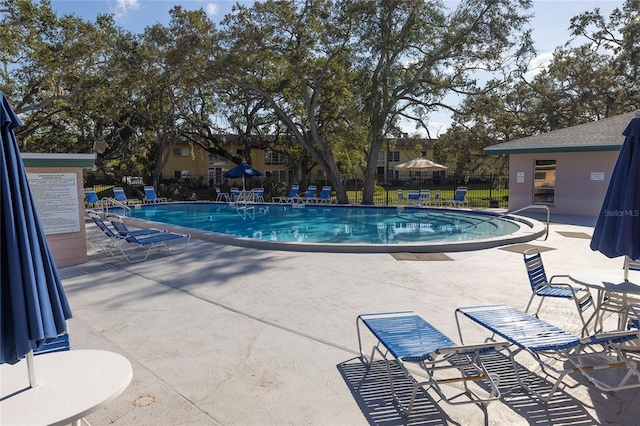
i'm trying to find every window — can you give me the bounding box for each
[533,160,556,204]
[264,150,286,165]
[173,148,189,157]
[265,170,288,182]
[387,151,400,162]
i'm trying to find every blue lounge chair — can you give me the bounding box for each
[34,328,70,356]
[293,185,317,203]
[215,187,230,202]
[396,189,406,204]
[229,187,240,201]
[113,186,140,205]
[445,187,468,207]
[309,186,332,204]
[252,188,265,202]
[108,215,190,262]
[87,210,165,253]
[273,185,299,203]
[407,191,420,205]
[523,248,594,335]
[429,190,442,206]
[419,190,430,204]
[85,189,101,208]
[143,186,168,204]
[455,304,640,402]
[356,311,506,416]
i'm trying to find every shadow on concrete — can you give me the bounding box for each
[477,351,601,425]
[337,358,463,426]
[338,352,604,426]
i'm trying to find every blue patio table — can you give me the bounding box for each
[0,350,132,426]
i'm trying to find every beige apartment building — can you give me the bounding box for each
[161,137,438,186]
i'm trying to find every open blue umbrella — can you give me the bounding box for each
[0,91,72,386]
[591,111,640,280]
[223,162,262,191]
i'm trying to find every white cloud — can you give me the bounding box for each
[205,3,219,18]
[112,0,140,17]
[525,51,553,78]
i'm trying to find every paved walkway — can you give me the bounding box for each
[59,216,640,425]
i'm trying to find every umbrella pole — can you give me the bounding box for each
[624,256,630,281]
[26,350,38,387]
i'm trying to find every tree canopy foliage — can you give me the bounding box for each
[1,0,638,202]
[437,0,640,173]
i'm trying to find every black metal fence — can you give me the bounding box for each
[84,172,510,208]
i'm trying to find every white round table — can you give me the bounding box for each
[570,268,640,333]
[569,269,640,294]
[1,350,132,426]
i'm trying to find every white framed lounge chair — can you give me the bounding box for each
[356,311,506,417]
[445,187,468,207]
[455,304,640,403]
[292,185,317,203]
[85,189,101,209]
[273,185,299,203]
[523,248,595,335]
[429,190,442,206]
[229,188,240,201]
[215,187,230,202]
[407,191,420,206]
[113,186,141,205]
[252,188,265,202]
[143,186,168,204]
[309,186,332,204]
[107,215,190,262]
[87,210,165,253]
[418,190,430,204]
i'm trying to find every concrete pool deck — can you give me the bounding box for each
[58,215,639,425]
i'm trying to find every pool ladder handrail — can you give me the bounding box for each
[464,204,550,241]
[100,197,132,216]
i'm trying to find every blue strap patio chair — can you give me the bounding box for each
[429,190,442,206]
[87,210,165,253]
[34,329,70,356]
[273,185,299,203]
[143,186,168,204]
[418,189,430,204]
[445,187,468,207]
[252,188,265,202]
[455,304,640,403]
[292,185,317,203]
[215,187,230,202]
[523,248,595,335]
[355,311,506,417]
[108,215,190,263]
[85,189,101,209]
[309,186,332,204]
[229,188,240,201]
[407,191,420,205]
[113,186,140,205]
[396,189,407,204]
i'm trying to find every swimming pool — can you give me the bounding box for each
[120,202,545,253]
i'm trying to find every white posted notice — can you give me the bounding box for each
[27,173,80,235]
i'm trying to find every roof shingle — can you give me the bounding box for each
[484,111,636,155]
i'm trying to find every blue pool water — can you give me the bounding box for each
[124,202,528,248]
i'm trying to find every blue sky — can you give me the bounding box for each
[49,0,625,135]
